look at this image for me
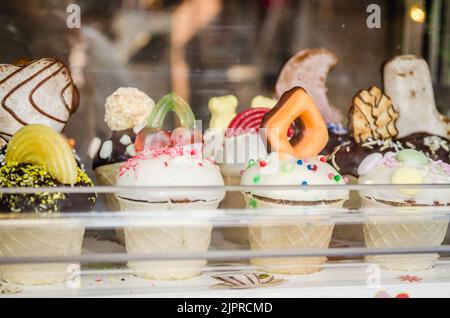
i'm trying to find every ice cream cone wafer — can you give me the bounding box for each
[244,194,343,275]
[361,197,448,271]
[94,163,123,211]
[94,163,125,244]
[0,225,84,285]
[117,198,218,280]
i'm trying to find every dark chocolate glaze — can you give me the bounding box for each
[92,129,137,170]
[0,145,96,213]
[0,162,96,213]
[321,124,349,156]
[328,132,450,177]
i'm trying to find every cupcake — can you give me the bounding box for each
[116,93,225,280]
[0,124,96,285]
[329,86,450,243]
[90,87,155,211]
[241,87,349,274]
[358,150,450,271]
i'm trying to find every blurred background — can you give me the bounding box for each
[0,0,449,171]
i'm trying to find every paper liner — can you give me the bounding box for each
[244,194,344,275]
[117,198,218,280]
[219,175,249,245]
[361,197,448,271]
[0,225,84,285]
[94,163,125,245]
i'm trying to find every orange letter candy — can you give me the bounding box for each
[260,87,328,158]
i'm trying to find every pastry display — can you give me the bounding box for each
[241,87,349,274]
[384,55,448,138]
[329,86,450,178]
[0,124,95,285]
[275,48,343,124]
[115,92,225,280]
[90,87,155,213]
[0,58,79,148]
[358,149,450,270]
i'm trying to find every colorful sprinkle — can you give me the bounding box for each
[164,161,168,167]
[307,164,318,171]
[259,160,267,168]
[253,176,261,184]
[198,162,204,167]
[281,162,295,173]
[301,181,308,186]
[333,175,342,182]
[328,173,334,180]
[239,170,245,176]
[248,159,256,168]
[249,198,257,209]
[296,159,303,166]
[319,156,327,163]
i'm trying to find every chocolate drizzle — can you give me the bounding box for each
[29,65,68,124]
[0,58,78,134]
[1,60,57,125]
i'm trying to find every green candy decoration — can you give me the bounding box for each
[249,198,257,209]
[148,92,196,128]
[395,149,428,167]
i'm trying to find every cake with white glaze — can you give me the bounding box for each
[241,153,349,206]
[116,144,225,205]
[358,149,450,206]
[357,149,450,271]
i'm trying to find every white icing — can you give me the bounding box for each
[116,152,225,203]
[99,140,113,159]
[87,137,101,160]
[120,135,132,146]
[214,132,267,177]
[358,152,450,204]
[241,153,349,202]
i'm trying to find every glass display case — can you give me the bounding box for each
[1,0,450,298]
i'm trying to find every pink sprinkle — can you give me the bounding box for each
[240,170,245,176]
[343,176,349,183]
[328,173,334,180]
[198,162,204,167]
[164,162,168,167]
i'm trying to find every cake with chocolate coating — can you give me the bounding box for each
[0,125,95,285]
[329,87,450,178]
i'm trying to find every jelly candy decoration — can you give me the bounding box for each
[135,127,172,153]
[148,92,195,129]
